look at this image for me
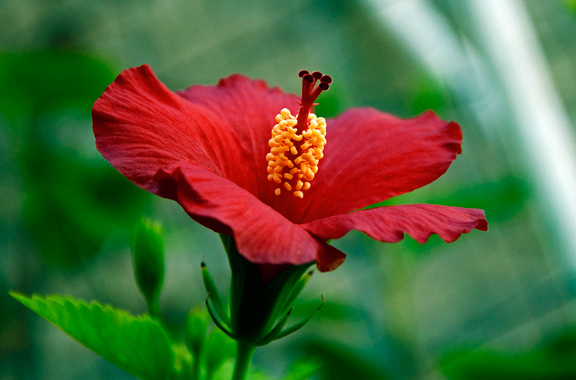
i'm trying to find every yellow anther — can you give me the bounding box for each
[265,109,327,199]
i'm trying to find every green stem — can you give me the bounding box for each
[232,342,255,380]
[191,352,201,380]
[146,295,160,320]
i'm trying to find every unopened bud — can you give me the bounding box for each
[131,218,164,317]
[185,307,209,357]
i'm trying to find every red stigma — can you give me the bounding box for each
[296,69,331,132]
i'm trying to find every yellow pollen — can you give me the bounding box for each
[266,108,326,198]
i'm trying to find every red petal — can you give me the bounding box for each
[177,74,300,203]
[302,109,463,222]
[301,204,488,243]
[92,65,256,195]
[156,161,322,266]
[315,240,347,272]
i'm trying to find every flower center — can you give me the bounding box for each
[266,70,332,198]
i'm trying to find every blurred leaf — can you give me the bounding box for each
[10,293,175,380]
[302,341,389,380]
[204,328,235,379]
[368,175,528,224]
[313,83,347,118]
[408,71,450,115]
[440,329,576,380]
[22,146,149,267]
[565,0,576,14]
[284,358,323,380]
[0,51,116,118]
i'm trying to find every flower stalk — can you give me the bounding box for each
[232,342,256,380]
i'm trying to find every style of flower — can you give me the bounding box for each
[92,65,487,273]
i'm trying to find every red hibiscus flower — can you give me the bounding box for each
[92,65,487,273]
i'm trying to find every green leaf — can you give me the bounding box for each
[10,292,174,380]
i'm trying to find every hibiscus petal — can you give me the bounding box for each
[177,74,300,203]
[301,204,488,244]
[156,161,325,266]
[302,109,463,222]
[315,240,347,272]
[92,65,248,194]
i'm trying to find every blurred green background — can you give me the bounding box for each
[2,0,576,379]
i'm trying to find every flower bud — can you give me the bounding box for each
[185,307,209,357]
[131,218,164,317]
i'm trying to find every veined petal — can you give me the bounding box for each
[302,109,463,222]
[156,161,327,266]
[301,204,488,244]
[92,65,250,194]
[177,74,300,203]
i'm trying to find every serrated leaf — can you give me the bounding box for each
[10,292,174,380]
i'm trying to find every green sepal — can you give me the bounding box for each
[255,308,292,346]
[276,269,314,320]
[220,234,315,344]
[10,292,174,380]
[131,218,165,318]
[272,296,324,341]
[205,296,235,339]
[201,261,231,326]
